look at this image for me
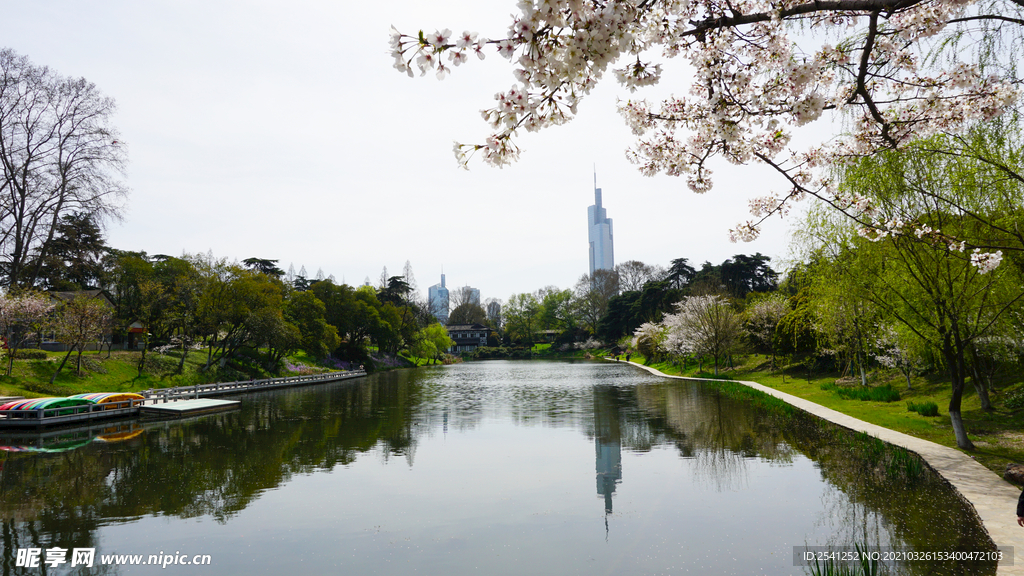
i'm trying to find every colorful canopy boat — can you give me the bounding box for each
[0,393,142,428]
[70,392,145,409]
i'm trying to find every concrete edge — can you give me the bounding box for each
[609,358,1024,575]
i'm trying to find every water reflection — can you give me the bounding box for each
[593,386,622,515]
[0,361,997,575]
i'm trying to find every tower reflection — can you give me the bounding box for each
[592,385,622,515]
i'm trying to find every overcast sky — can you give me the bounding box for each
[1,1,814,302]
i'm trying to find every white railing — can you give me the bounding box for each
[139,370,366,403]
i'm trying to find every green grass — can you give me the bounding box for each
[0,347,344,398]
[821,382,901,402]
[907,400,940,417]
[0,349,212,398]
[622,352,1024,479]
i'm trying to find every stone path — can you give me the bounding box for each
[620,360,1023,575]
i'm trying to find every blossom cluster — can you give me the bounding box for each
[393,0,1021,268]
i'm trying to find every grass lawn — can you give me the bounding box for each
[0,347,337,399]
[626,352,1024,479]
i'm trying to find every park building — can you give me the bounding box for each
[588,172,614,276]
[446,323,489,353]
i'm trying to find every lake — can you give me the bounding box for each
[0,360,996,574]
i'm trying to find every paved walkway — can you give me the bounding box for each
[620,360,1023,575]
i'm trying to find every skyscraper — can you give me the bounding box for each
[588,171,614,276]
[428,273,449,324]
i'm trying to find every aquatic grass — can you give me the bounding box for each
[705,379,798,418]
[807,543,885,576]
[827,431,926,484]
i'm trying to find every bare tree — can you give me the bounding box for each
[0,49,127,289]
[448,286,480,311]
[402,260,417,294]
[572,269,619,335]
[615,260,659,292]
[484,297,502,330]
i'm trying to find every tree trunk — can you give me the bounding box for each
[6,328,22,376]
[904,369,913,390]
[944,336,974,450]
[177,341,189,374]
[50,347,74,385]
[138,344,147,377]
[968,347,992,410]
[971,375,992,411]
[75,345,84,375]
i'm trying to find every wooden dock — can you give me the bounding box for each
[141,398,241,418]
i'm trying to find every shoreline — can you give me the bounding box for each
[615,358,1024,576]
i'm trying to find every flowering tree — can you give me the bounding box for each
[873,323,925,391]
[742,293,788,370]
[49,295,113,383]
[0,291,53,375]
[631,321,667,361]
[662,294,740,375]
[391,1,1020,264]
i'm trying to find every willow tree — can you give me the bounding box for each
[799,127,1024,450]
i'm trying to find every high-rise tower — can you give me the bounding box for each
[428,272,449,324]
[588,170,614,276]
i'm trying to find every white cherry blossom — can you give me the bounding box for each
[390,1,1022,249]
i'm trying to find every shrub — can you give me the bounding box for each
[1006,388,1024,411]
[22,381,74,396]
[906,401,940,417]
[821,382,901,402]
[12,349,48,360]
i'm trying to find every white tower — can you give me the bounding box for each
[588,170,614,276]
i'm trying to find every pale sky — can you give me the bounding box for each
[0,1,813,302]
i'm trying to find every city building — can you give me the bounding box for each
[588,171,614,275]
[428,273,449,324]
[459,286,480,307]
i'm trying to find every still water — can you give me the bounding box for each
[0,360,995,575]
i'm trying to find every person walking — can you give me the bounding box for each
[1017,489,1024,527]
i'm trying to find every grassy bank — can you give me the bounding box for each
[0,348,338,399]
[622,353,1024,479]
